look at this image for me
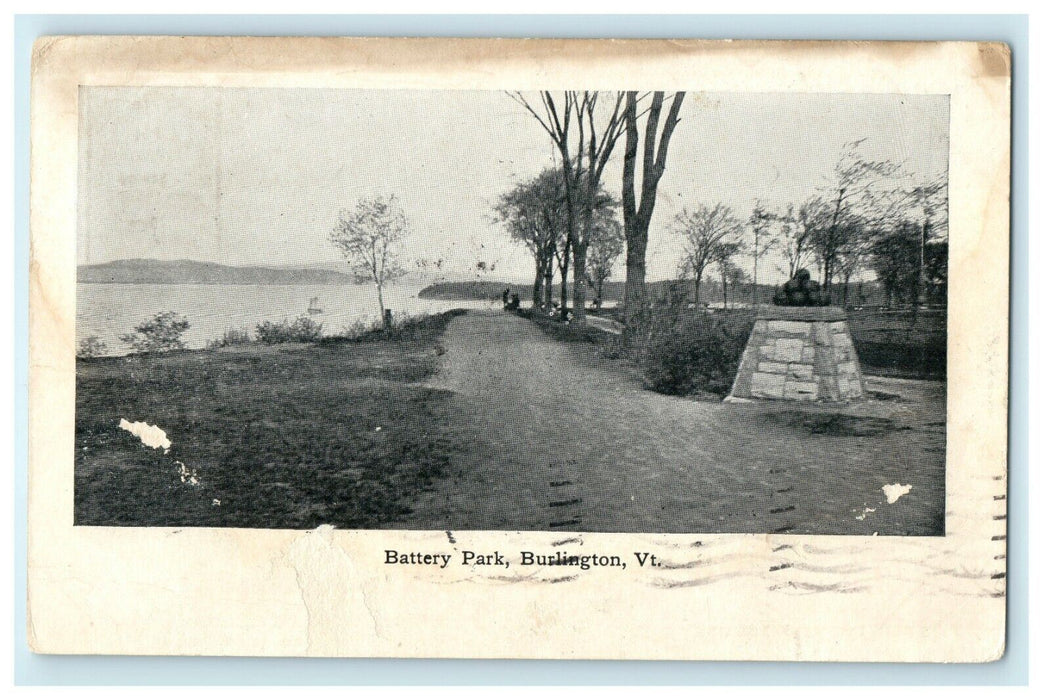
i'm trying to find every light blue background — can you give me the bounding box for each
[13,14,1029,685]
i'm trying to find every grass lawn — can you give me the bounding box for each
[74,310,472,528]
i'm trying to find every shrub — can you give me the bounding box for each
[338,317,385,340]
[206,328,253,350]
[321,310,469,345]
[254,316,324,345]
[641,310,754,397]
[77,335,108,359]
[384,312,459,342]
[119,311,190,353]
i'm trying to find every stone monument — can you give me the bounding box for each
[726,269,865,403]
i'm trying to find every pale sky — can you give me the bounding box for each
[78,88,948,284]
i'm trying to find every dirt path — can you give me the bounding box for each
[400,310,945,535]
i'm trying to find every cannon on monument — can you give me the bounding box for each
[772,268,830,308]
[725,270,865,403]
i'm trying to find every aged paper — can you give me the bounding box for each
[29,37,1009,660]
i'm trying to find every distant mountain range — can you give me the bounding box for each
[78,259,357,285]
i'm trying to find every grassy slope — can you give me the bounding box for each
[75,311,470,528]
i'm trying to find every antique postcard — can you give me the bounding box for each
[28,37,1010,660]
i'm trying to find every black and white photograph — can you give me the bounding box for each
[26,35,1011,662]
[74,86,950,536]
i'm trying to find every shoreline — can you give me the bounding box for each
[77,308,471,360]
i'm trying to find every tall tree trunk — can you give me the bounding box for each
[694,274,701,307]
[824,188,845,291]
[571,240,588,324]
[560,259,570,318]
[752,245,759,307]
[622,232,648,342]
[621,93,646,341]
[721,271,728,309]
[620,91,686,344]
[696,263,707,307]
[557,136,578,324]
[570,200,594,325]
[917,218,929,308]
[544,260,554,309]
[376,282,387,326]
[532,258,543,309]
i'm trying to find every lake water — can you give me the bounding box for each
[77,283,500,356]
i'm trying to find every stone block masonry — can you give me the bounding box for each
[726,306,865,403]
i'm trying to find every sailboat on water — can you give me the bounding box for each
[307,296,323,315]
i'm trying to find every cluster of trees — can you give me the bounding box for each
[503,91,686,337]
[501,94,948,335]
[673,203,749,309]
[335,100,946,343]
[668,140,948,310]
[493,167,624,313]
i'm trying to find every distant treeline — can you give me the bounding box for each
[419,278,900,308]
[419,281,530,301]
[78,259,354,285]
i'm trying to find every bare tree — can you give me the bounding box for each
[585,209,624,309]
[746,202,780,306]
[832,212,871,308]
[329,195,408,327]
[508,91,630,325]
[508,91,580,316]
[811,139,901,290]
[673,203,744,307]
[869,220,924,307]
[713,241,744,309]
[765,202,813,282]
[907,175,948,306]
[864,173,947,311]
[784,198,825,278]
[551,213,573,314]
[621,91,686,340]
